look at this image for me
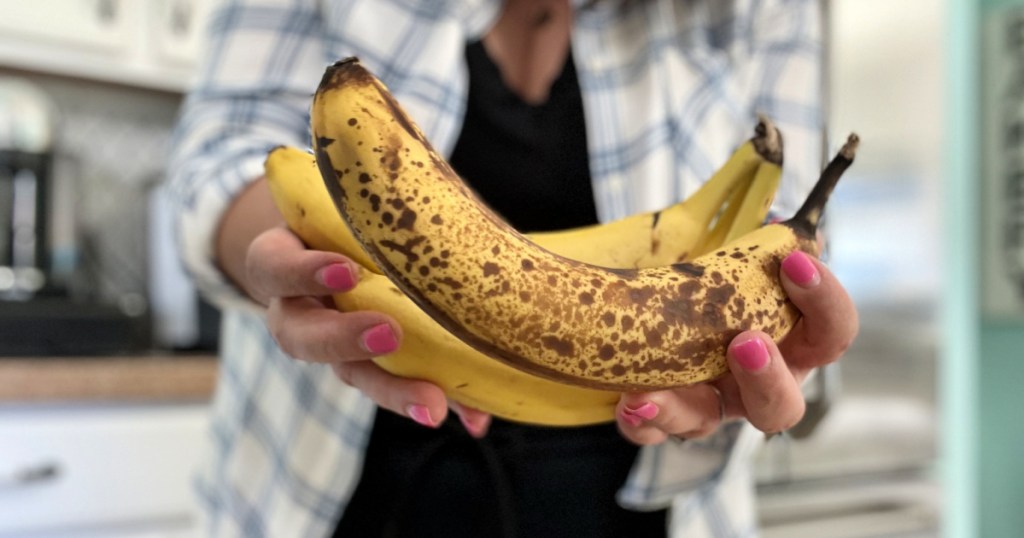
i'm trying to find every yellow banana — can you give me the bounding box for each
[266,149,621,425]
[691,124,783,258]
[264,136,779,425]
[311,58,857,392]
[722,159,784,245]
[266,136,779,271]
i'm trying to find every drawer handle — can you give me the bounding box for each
[0,462,61,489]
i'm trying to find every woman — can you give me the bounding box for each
[167,0,858,536]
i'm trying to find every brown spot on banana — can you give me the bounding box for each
[312,59,857,390]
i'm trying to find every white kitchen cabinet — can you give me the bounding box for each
[0,403,209,538]
[150,0,216,70]
[0,0,214,93]
[0,0,132,52]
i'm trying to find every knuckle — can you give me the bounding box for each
[266,306,294,352]
[687,413,724,439]
[765,398,806,434]
[827,326,858,360]
[311,325,353,362]
[334,364,357,387]
[616,422,645,444]
[631,429,668,446]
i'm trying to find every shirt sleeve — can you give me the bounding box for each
[165,0,331,310]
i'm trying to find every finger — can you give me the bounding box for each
[246,226,359,303]
[615,385,723,445]
[331,361,449,428]
[449,400,493,439]
[728,331,805,434]
[778,250,859,373]
[267,296,402,363]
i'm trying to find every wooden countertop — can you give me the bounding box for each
[0,354,218,403]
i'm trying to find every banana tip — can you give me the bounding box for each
[840,133,860,161]
[319,56,373,94]
[753,114,783,165]
[333,56,360,68]
[264,144,286,166]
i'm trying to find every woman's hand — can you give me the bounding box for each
[246,225,478,430]
[615,250,859,445]
[218,179,491,434]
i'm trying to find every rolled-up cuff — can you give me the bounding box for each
[617,421,764,511]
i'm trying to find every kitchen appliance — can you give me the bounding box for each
[0,78,57,300]
[0,76,151,356]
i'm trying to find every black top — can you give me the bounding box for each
[448,40,599,232]
[332,41,667,538]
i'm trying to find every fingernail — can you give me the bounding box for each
[458,414,487,438]
[624,402,659,420]
[781,251,820,287]
[619,410,643,427]
[360,324,399,354]
[732,337,769,372]
[317,263,356,291]
[406,405,437,428]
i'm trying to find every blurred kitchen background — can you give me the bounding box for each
[0,1,1017,537]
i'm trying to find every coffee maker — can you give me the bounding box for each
[0,78,150,356]
[0,79,56,300]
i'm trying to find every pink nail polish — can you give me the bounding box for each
[406,405,437,428]
[361,324,399,354]
[459,414,487,438]
[317,263,355,291]
[732,337,769,372]
[781,251,820,287]
[619,410,643,427]
[624,402,659,420]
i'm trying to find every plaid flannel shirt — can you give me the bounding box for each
[167,0,823,536]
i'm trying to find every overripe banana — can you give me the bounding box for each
[267,131,780,272]
[311,58,857,392]
[691,155,783,258]
[264,126,780,425]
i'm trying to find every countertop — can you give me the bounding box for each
[0,354,218,403]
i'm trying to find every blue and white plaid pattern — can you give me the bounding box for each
[167,1,822,536]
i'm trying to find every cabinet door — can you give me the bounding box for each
[0,405,208,536]
[0,0,131,52]
[151,0,216,68]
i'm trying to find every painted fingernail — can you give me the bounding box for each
[406,405,437,428]
[317,263,356,291]
[624,402,659,420]
[781,251,820,287]
[732,337,769,372]
[619,410,643,427]
[458,414,488,438]
[360,324,399,354]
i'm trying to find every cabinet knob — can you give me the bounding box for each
[171,0,194,37]
[0,461,61,489]
[96,0,118,25]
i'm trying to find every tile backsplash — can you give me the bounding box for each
[0,69,218,352]
[8,71,184,304]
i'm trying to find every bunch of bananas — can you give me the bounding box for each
[266,58,856,427]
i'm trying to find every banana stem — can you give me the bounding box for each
[787,133,859,237]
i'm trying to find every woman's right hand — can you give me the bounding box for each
[244,225,457,429]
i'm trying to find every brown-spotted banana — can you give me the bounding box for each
[267,126,781,273]
[311,57,857,392]
[264,124,781,425]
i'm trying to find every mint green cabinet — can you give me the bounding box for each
[947,0,1024,536]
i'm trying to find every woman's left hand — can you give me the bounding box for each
[616,250,859,445]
